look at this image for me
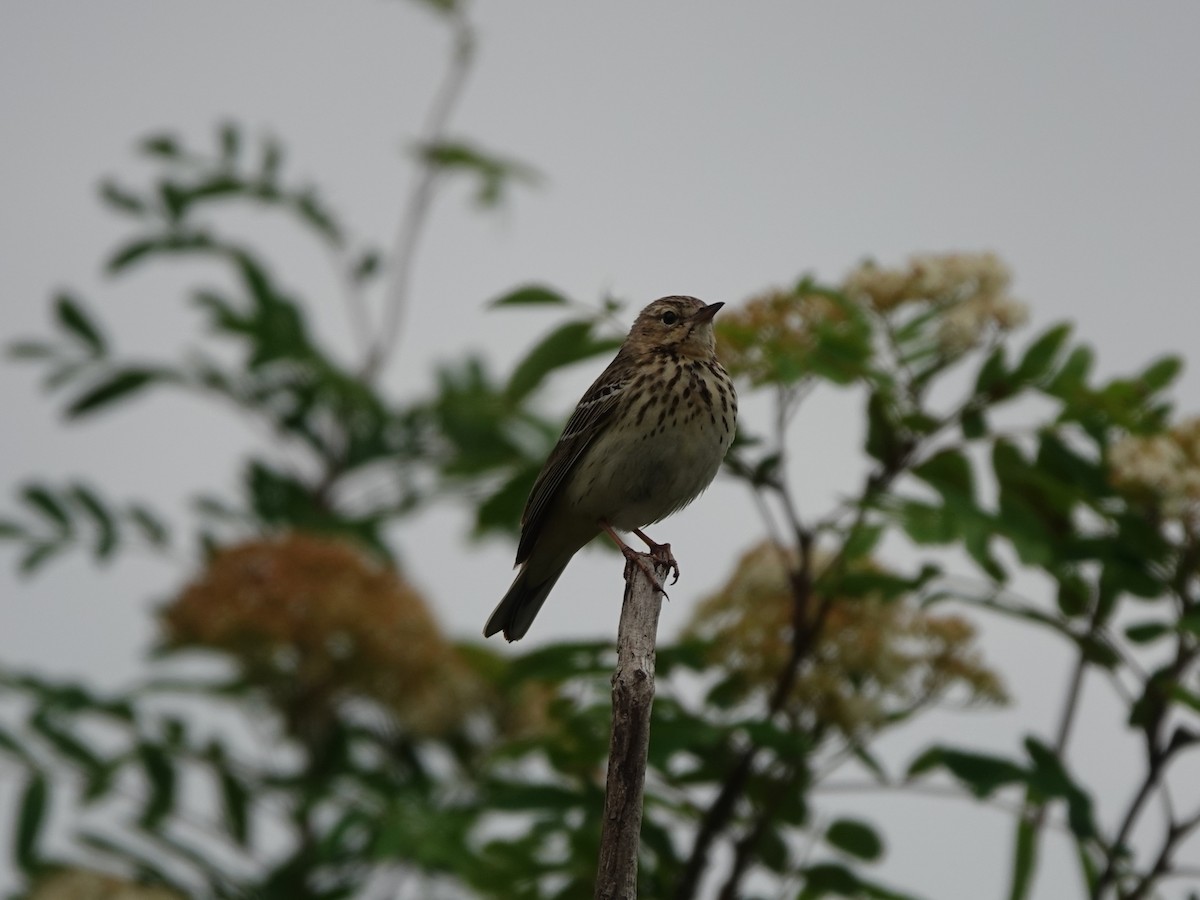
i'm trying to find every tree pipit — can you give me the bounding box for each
[484,296,737,641]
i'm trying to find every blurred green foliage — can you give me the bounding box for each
[3,9,1200,900]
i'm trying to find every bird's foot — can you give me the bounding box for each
[632,528,680,585]
[617,544,671,598]
[599,520,672,597]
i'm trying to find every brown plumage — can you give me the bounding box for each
[484,296,737,641]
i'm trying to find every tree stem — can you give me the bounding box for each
[595,554,667,900]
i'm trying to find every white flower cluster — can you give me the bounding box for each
[842,252,1028,353]
[936,292,1030,354]
[1109,418,1200,518]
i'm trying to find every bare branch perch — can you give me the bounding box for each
[595,554,668,900]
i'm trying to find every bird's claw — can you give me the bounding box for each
[620,546,672,598]
[632,528,680,585]
[651,543,680,585]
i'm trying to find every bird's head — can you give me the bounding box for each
[627,295,724,360]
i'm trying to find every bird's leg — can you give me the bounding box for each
[632,527,680,585]
[599,520,670,597]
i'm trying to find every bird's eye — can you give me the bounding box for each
[661,311,679,326]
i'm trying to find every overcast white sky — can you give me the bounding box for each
[2,2,1199,898]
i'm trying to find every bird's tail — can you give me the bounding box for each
[483,563,568,642]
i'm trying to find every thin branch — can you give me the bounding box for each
[366,9,476,380]
[674,449,905,900]
[715,761,805,900]
[744,480,790,563]
[595,553,667,900]
[1004,601,1098,900]
[816,780,1042,824]
[1124,807,1200,900]
[1093,639,1199,898]
[330,243,374,362]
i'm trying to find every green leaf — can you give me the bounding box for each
[1047,345,1094,396]
[974,344,1010,399]
[0,518,25,540]
[799,863,919,900]
[351,250,381,283]
[1180,609,1200,637]
[843,522,885,560]
[98,179,146,216]
[16,773,47,873]
[218,769,250,846]
[66,367,168,418]
[913,448,974,501]
[1055,571,1091,618]
[137,743,175,829]
[70,483,117,561]
[140,133,181,158]
[415,138,540,207]
[1139,355,1183,393]
[246,462,318,527]
[21,485,69,530]
[1013,324,1071,384]
[475,463,539,536]
[54,293,106,354]
[506,641,612,683]
[826,818,884,861]
[7,340,58,360]
[411,0,460,16]
[991,440,1062,567]
[908,746,1026,798]
[893,499,955,545]
[294,189,342,246]
[31,713,107,791]
[865,391,902,464]
[19,543,64,575]
[961,406,987,439]
[106,232,215,274]
[1075,842,1102,896]
[800,862,861,898]
[485,782,583,812]
[490,284,571,308]
[260,134,284,184]
[758,826,790,873]
[505,320,621,403]
[1124,621,1171,644]
[1023,738,1097,839]
[1169,684,1200,714]
[218,120,240,161]
[0,727,32,763]
[128,504,170,548]
[1007,816,1037,900]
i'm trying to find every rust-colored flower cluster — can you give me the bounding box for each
[29,870,184,900]
[685,542,1006,736]
[160,533,479,737]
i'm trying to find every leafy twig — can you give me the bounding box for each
[368,7,476,379]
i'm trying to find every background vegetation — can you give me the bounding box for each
[3,4,1198,899]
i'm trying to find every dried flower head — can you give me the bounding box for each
[685,542,1006,737]
[1109,417,1200,521]
[29,870,184,900]
[161,533,480,737]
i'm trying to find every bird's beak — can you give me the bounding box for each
[690,301,724,324]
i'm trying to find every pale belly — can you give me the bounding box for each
[563,405,733,530]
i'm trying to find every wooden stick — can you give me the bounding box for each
[595,553,667,900]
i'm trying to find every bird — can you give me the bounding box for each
[484,295,737,642]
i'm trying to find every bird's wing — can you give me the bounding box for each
[516,359,628,565]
